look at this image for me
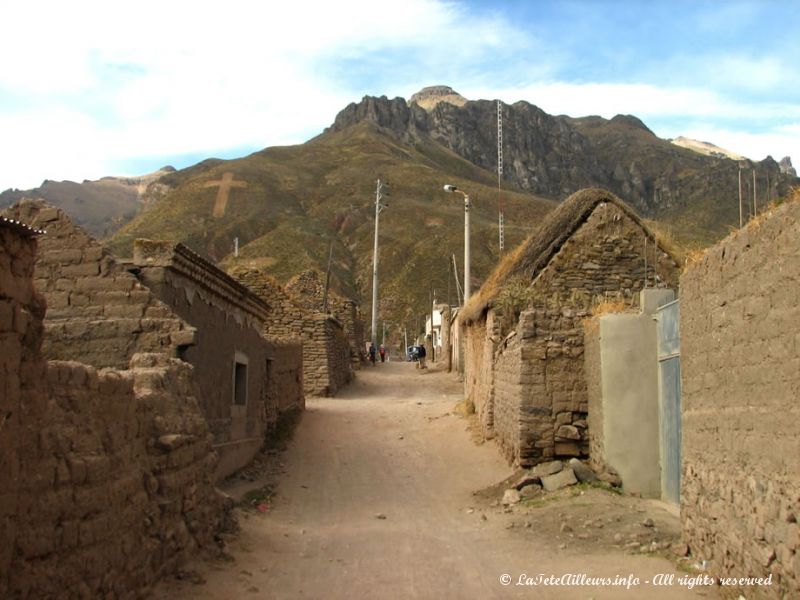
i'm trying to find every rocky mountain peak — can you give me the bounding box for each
[408,85,468,110]
[779,156,796,177]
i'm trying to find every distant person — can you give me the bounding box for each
[418,344,427,369]
[379,345,386,362]
[368,343,376,366]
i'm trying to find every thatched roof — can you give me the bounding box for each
[461,187,664,323]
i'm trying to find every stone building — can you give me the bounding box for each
[0,216,229,599]
[680,198,800,597]
[3,200,304,480]
[132,240,305,478]
[459,188,680,466]
[284,269,365,368]
[229,266,354,397]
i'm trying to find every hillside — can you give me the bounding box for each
[0,167,175,237]
[109,120,555,330]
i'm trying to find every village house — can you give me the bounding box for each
[2,200,304,480]
[0,215,229,599]
[459,188,681,467]
[131,239,305,478]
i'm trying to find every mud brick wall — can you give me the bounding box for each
[0,220,46,598]
[2,200,187,368]
[1,222,227,599]
[492,329,523,462]
[5,355,227,600]
[230,267,353,397]
[680,200,800,597]
[133,242,278,478]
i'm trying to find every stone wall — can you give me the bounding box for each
[1,220,228,600]
[680,200,800,597]
[230,266,353,397]
[133,241,283,479]
[285,269,365,367]
[463,312,498,437]
[467,201,680,467]
[2,200,188,368]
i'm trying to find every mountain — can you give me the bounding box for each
[14,86,799,333]
[331,87,797,245]
[0,167,176,237]
[670,136,745,160]
[107,119,555,328]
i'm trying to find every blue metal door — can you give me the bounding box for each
[657,300,681,505]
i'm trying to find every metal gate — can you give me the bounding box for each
[656,299,681,505]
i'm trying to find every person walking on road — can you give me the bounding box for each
[368,343,377,366]
[379,345,386,363]
[417,344,427,369]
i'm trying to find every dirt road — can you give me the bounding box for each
[152,361,717,600]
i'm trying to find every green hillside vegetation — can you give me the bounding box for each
[109,121,555,334]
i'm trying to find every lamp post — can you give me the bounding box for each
[443,184,471,302]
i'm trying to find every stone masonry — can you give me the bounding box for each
[463,189,680,467]
[680,199,800,597]
[1,218,228,600]
[230,266,353,397]
[285,269,365,368]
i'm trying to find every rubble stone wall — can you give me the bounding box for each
[230,267,352,397]
[471,202,680,467]
[2,200,187,369]
[680,201,800,597]
[463,315,496,435]
[285,269,365,368]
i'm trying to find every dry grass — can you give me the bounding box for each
[592,299,628,315]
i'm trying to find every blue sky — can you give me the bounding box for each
[1,0,798,191]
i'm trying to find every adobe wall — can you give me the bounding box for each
[1,221,228,599]
[270,341,305,416]
[0,219,46,597]
[680,201,800,597]
[133,242,276,479]
[230,266,352,397]
[3,200,188,369]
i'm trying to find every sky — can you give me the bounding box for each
[1,0,798,191]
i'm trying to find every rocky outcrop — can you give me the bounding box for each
[327,88,800,220]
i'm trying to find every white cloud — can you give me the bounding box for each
[1,0,798,191]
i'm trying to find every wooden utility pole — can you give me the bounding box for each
[322,240,334,312]
[752,169,757,216]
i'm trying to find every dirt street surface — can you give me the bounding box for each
[152,362,719,600]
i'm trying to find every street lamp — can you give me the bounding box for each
[443,184,471,302]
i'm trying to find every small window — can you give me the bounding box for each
[233,352,248,406]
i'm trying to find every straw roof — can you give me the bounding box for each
[461,187,664,323]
